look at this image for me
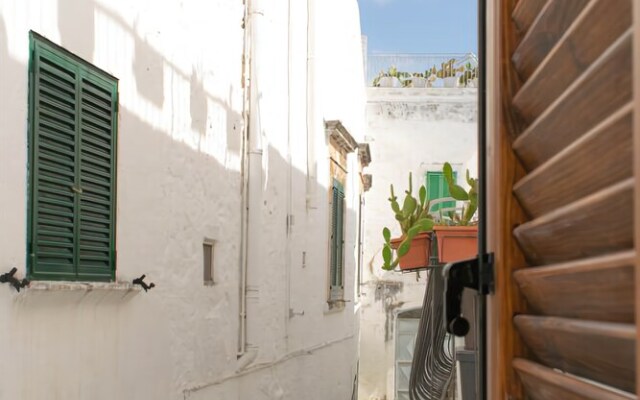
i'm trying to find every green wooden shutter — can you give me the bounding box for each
[335,184,345,288]
[28,33,117,281]
[29,43,79,279]
[330,182,339,287]
[426,171,456,213]
[330,180,345,299]
[77,71,117,281]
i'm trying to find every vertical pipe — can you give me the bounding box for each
[238,0,265,364]
[246,0,264,352]
[238,0,250,358]
[284,0,293,343]
[306,0,322,210]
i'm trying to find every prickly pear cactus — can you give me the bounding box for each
[442,162,478,226]
[382,173,434,270]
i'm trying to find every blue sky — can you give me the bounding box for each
[358,0,478,54]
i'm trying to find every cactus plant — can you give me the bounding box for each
[440,162,478,226]
[381,173,435,270]
[458,63,478,87]
[372,66,415,87]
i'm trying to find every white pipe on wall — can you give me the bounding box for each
[238,0,250,358]
[238,0,264,364]
[284,0,293,341]
[305,0,320,210]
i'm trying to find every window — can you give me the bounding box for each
[326,120,356,304]
[27,32,118,281]
[329,179,345,301]
[426,171,457,213]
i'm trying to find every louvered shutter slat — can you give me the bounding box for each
[514,359,636,400]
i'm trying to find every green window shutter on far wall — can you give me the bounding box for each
[28,33,117,281]
[330,180,345,298]
[426,171,457,213]
[335,184,345,287]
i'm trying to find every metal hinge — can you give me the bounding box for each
[0,268,30,292]
[443,253,494,337]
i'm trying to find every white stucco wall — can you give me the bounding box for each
[358,87,477,400]
[0,0,365,399]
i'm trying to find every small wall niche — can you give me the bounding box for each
[203,239,215,285]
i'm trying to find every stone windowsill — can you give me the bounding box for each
[27,281,142,292]
[324,299,347,314]
[11,280,144,305]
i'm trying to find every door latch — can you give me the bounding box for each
[443,253,493,336]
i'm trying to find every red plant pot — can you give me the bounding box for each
[433,226,478,263]
[390,232,433,270]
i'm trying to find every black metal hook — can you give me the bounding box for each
[132,274,155,292]
[443,253,493,337]
[0,268,30,292]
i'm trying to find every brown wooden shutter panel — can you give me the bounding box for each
[491,0,637,398]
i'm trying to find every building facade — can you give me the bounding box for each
[0,0,367,399]
[358,87,477,400]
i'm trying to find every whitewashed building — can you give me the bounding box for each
[0,0,367,399]
[358,86,477,400]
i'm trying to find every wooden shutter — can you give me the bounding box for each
[489,0,637,398]
[426,171,456,212]
[77,71,117,281]
[329,180,345,299]
[330,184,339,287]
[336,184,345,288]
[29,43,79,279]
[29,33,117,281]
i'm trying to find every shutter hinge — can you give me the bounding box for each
[443,252,494,337]
[0,268,30,292]
[132,274,155,292]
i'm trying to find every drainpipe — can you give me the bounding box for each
[306,0,321,210]
[284,0,293,343]
[238,0,264,365]
[239,0,249,360]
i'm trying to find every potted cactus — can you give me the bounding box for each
[408,72,427,88]
[373,66,415,88]
[373,66,402,88]
[381,173,435,271]
[432,162,478,263]
[458,62,478,88]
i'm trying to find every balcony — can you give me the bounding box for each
[366,53,478,88]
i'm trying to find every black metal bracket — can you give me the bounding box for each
[443,253,493,336]
[132,274,155,292]
[0,268,30,292]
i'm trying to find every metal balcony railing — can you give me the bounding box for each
[409,266,456,400]
[366,53,478,88]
